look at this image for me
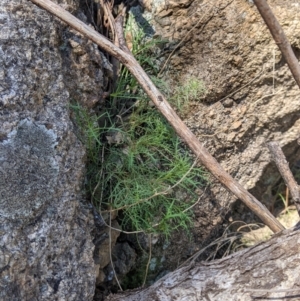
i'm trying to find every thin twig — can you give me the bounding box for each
[252,88,284,105]
[218,66,265,103]
[180,234,242,268]
[142,234,152,288]
[115,12,130,54]
[118,99,140,117]
[268,142,300,216]
[109,211,123,291]
[93,203,158,235]
[183,188,207,213]
[104,221,145,234]
[197,130,226,138]
[236,223,264,232]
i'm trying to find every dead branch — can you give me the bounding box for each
[106,227,300,301]
[267,142,300,216]
[253,0,300,88]
[102,0,120,96]
[28,0,284,233]
[114,12,130,54]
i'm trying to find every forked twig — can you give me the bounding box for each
[109,211,123,291]
[142,234,152,287]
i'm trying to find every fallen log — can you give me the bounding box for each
[106,226,300,301]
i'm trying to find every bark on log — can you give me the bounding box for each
[106,226,300,301]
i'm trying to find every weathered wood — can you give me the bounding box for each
[253,0,300,88]
[28,0,284,233]
[106,227,300,301]
[268,142,300,216]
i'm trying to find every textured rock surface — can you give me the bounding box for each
[0,120,59,219]
[0,0,106,299]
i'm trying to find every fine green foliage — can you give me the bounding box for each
[71,12,208,238]
[101,104,207,236]
[70,102,105,160]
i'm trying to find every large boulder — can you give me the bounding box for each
[0,0,107,299]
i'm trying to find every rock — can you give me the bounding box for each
[223,98,234,108]
[231,120,242,130]
[154,16,172,27]
[94,220,121,285]
[138,0,152,12]
[112,242,136,277]
[0,0,108,299]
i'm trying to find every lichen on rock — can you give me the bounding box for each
[0,119,59,219]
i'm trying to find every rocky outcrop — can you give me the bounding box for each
[146,0,300,192]
[128,0,300,274]
[0,0,107,299]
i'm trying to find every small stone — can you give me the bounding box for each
[154,16,172,27]
[208,110,216,118]
[69,39,79,48]
[223,98,234,108]
[232,55,243,67]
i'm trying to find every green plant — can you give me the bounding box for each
[100,105,206,236]
[70,102,116,196]
[170,77,206,112]
[71,13,208,239]
[70,102,104,160]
